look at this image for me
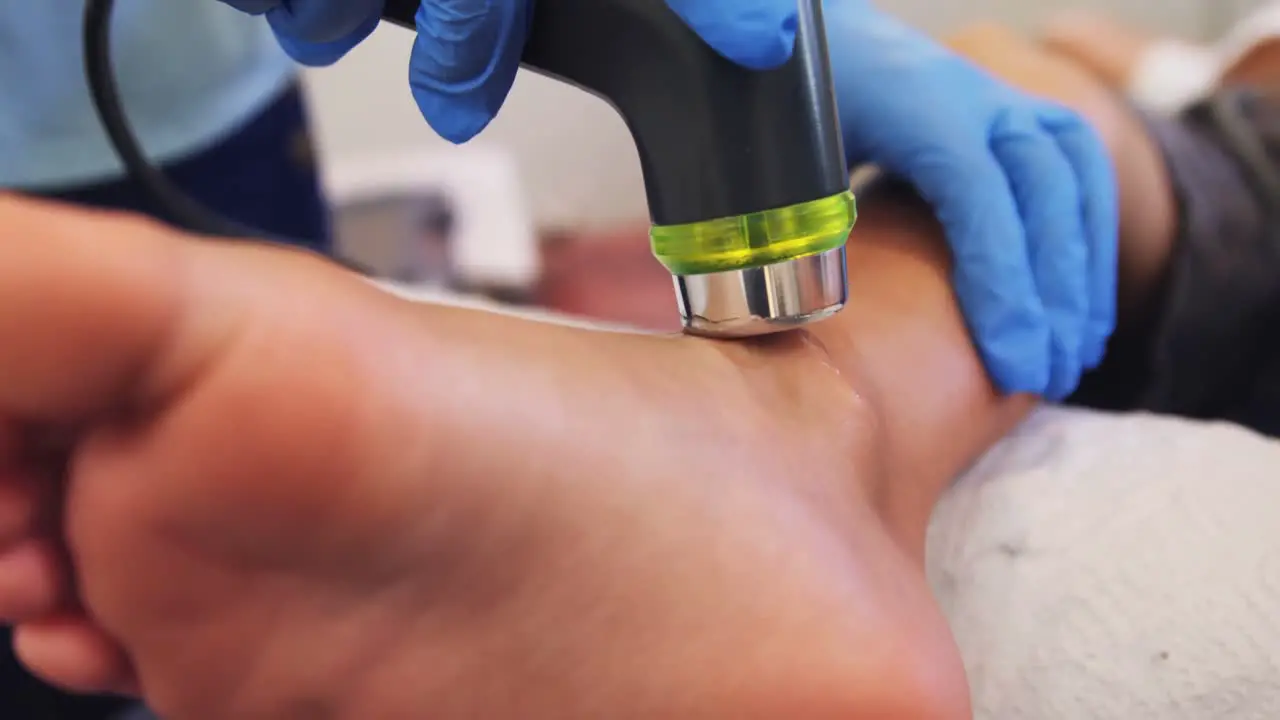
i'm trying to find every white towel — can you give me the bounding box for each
[371,286,1280,715]
[931,408,1280,718]
[1129,1,1280,115]
[1127,40,1221,116]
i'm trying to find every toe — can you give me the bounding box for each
[0,540,67,621]
[13,615,136,695]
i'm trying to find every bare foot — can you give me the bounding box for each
[1221,37,1280,85]
[1039,11,1160,91]
[0,196,966,719]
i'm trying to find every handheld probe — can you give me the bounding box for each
[85,0,856,337]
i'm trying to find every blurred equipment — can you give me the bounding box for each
[85,0,854,338]
[335,192,456,287]
[327,147,540,300]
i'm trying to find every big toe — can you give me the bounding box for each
[13,615,137,695]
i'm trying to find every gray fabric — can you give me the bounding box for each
[1071,86,1280,437]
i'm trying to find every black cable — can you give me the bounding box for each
[84,0,258,237]
[82,0,375,274]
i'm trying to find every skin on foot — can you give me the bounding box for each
[0,197,968,719]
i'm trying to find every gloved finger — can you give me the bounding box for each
[990,110,1090,402]
[262,0,383,45]
[271,10,382,67]
[410,0,530,143]
[662,0,798,70]
[1042,113,1120,369]
[218,0,281,14]
[884,140,1052,395]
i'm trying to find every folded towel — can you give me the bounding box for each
[1129,1,1280,115]
[931,408,1280,718]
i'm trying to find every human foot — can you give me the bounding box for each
[1038,11,1163,91]
[0,196,967,719]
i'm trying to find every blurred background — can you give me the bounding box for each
[309,0,1270,326]
[311,0,1264,227]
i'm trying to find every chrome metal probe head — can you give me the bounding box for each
[673,247,848,337]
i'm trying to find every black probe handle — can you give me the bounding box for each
[380,0,848,227]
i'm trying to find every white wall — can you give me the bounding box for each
[304,26,639,227]
[303,0,1237,227]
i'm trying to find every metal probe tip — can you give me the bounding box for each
[673,247,848,338]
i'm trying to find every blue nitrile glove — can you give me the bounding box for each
[217,0,385,65]
[822,2,1118,401]
[216,0,800,143]
[220,0,1115,400]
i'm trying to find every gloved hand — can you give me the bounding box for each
[217,0,799,143]
[219,0,1116,400]
[823,2,1118,400]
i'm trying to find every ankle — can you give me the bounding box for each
[707,333,907,547]
[708,338,972,719]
